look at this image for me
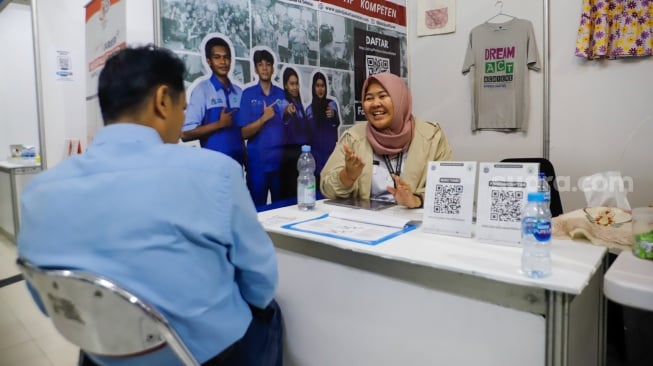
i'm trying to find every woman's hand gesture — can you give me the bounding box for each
[388,174,422,208]
[340,143,365,187]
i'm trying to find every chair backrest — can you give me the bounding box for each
[501,157,564,217]
[16,258,200,366]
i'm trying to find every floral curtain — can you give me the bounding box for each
[576,0,653,59]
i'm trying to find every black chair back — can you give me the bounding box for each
[501,158,563,217]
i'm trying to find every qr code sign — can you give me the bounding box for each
[432,184,463,214]
[366,55,390,76]
[490,189,523,222]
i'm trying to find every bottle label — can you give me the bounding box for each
[543,191,551,202]
[522,216,536,235]
[534,221,551,242]
[299,184,316,204]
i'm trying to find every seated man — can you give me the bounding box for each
[18,45,282,366]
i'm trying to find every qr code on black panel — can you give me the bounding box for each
[366,55,390,76]
[432,184,463,215]
[490,190,523,222]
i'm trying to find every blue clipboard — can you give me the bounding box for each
[282,213,419,246]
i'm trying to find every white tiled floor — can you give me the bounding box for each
[0,234,79,366]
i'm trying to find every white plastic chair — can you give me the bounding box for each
[16,258,200,366]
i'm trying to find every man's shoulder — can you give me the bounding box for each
[25,145,241,193]
[230,82,243,93]
[26,158,77,186]
[272,84,284,94]
[188,77,213,95]
[193,76,213,89]
[241,83,260,93]
[161,144,241,174]
[240,84,260,101]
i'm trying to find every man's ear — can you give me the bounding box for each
[153,84,170,119]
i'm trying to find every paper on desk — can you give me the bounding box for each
[329,208,411,228]
[282,210,416,245]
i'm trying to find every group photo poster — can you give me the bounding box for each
[158,0,407,209]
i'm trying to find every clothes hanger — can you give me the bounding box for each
[484,0,516,24]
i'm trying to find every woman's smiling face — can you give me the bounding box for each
[285,74,300,98]
[314,78,327,98]
[363,80,394,130]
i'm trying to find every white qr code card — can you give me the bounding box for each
[422,161,477,238]
[476,162,539,246]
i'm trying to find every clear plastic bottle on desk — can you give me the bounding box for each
[632,207,653,260]
[297,145,316,211]
[537,172,551,207]
[521,192,552,278]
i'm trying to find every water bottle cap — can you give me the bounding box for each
[538,172,546,178]
[301,145,311,152]
[527,192,546,202]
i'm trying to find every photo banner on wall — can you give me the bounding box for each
[159,0,407,210]
[353,27,400,120]
[85,0,126,145]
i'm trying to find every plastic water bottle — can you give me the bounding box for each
[537,172,551,206]
[297,145,316,211]
[521,192,552,278]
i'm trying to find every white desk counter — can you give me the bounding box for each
[604,250,653,311]
[260,202,608,366]
[0,160,41,242]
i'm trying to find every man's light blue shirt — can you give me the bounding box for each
[18,123,278,365]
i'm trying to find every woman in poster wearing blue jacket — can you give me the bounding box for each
[306,71,340,178]
[279,67,310,200]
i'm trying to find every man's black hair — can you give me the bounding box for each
[98,45,186,124]
[253,49,274,65]
[204,37,231,59]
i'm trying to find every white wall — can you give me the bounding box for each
[32,0,154,169]
[0,2,39,159]
[408,1,544,162]
[33,0,88,168]
[407,0,652,211]
[125,0,155,44]
[548,1,653,211]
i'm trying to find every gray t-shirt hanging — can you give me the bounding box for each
[462,19,540,132]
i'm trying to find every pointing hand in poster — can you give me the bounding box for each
[326,104,335,119]
[285,102,297,115]
[217,108,235,129]
[261,100,278,123]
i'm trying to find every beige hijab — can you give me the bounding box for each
[363,73,415,155]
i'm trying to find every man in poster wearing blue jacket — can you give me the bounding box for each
[182,36,245,165]
[238,49,287,207]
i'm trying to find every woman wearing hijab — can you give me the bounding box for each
[306,72,341,176]
[320,72,453,208]
[279,67,309,199]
